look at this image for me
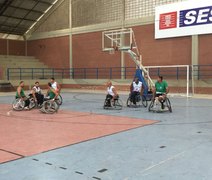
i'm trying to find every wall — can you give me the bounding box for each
[199,34,212,65]
[27,36,70,69]
[72,24,192,69]
[0,39,25,56]
[0,39,7,55]
[131,25,191,66]
[9,40,25,56]
[72,32,121,68]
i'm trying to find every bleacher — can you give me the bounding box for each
[0,55,48,80]
[0,55,48,91]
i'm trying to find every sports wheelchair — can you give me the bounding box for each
[39,97,61,114]
[56,94,63,105]
[126,93,148,108]
[12,94,36,111]
[148,95,172,113]
[103,96,123,110]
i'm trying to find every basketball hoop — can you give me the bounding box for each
[108,46,118,54]
[109,49,115,54]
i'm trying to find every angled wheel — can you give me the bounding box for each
[103,99,110,109]
[142,95,148,108]
[28,98,36,110]
[165,98,172,112]
[148,100,154,112]
[126,97,133,107]
[113,99,123,110]
[55,95,63,105]
[12,98,25,111]
[40,100,59,114]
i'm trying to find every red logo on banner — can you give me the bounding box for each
[159,12,177,30]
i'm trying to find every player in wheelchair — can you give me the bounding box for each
[103,81,122,110]
[40,82,60,114]
[127,77,147,107]
[31,81,44,107]
[12,81,36,111]
[148,76,172,112]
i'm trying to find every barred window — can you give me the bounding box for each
[72,0,186,27]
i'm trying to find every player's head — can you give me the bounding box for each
[158,75,163,82]
[106,81,112,87]
[48,82,52,87]
[35,81,39,86]
[50,77,55,83]
[134,77,139,84]
[19,81,24,87]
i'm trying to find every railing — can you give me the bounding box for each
[6,65,212,80]
[192,65,212,80]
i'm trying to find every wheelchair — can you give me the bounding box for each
[56,94,63,105]
[103,96,123,110]
[148,95,172,113]
[39,97,61,114]
[12,94,36,111]
[126,93,147,108]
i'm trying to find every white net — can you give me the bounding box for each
[145,65,191,97]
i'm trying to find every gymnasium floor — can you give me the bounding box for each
[0,90,212,180]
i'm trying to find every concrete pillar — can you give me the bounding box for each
[191,35,199,79]
[192,35,198,66]
[191,35,199,94]
[121,51,125,79]
[69,0,73,78]
[121,0,125,79]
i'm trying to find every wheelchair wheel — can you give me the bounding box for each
[56,95,63,105]
[127,96,141,108]
[148,100,154,112]
[126,97,133,107]
[40,100,59,114]
[165,98,172,112]
[103,98,111,109]
[28,98,36,110]
[113,99,123,110]
[12,98,25,111]
[142,96,148,108]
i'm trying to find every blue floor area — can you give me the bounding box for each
[1,92,212,180]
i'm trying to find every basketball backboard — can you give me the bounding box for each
[102,28,134,52]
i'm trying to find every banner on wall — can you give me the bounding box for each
[155,0,212,39]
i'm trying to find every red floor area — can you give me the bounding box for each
[0,104,158,163]
[0,151,21,163]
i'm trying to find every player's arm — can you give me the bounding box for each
[17,87,22,98]
[51,88,59,99]
[165,81,169,94]
[166,86,169,94]
[112,87,118,100]
[56,83,61,93]
[31,88,37,101]
[140,84,144,95]
[130,83,133,93]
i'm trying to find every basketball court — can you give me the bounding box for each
[1,0,212,179]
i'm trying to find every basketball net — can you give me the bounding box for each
[109,49,115,54]
[109,46,118,54]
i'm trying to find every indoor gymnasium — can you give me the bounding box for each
[0,0,212,179]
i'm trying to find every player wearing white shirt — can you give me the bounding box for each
[105,81,118,107]
[50,77,61,93]
[31,81,44,106]
[130,77,143,105]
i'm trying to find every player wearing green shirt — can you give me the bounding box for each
[16,81,30,108]
[154,76,169,109]
[46,82,58,100]
[155,79,168,95]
